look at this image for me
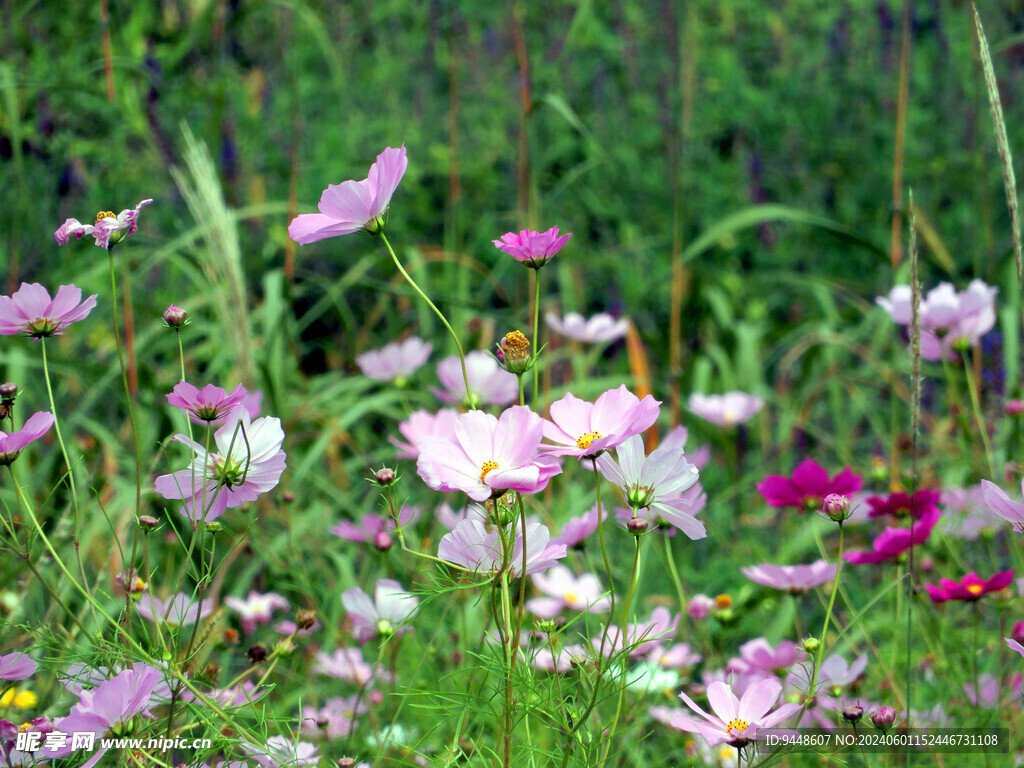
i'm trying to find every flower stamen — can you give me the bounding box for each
[576,431,602,450]
[480,460,500,483]
[95,211,116,222]
[726,718,749,733]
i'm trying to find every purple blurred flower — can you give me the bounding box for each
[941,485,1004,539]
[728,638,805,675]
[300,695,367,739]
[356,337,432,382]
[0,652,36,681]
[554,506,601,547]
[546,312,628,343]
[688,594,714,620]
[54,199,152,249]
[740,560,837,594]
[241,736,320,767]
[757,459,863,512]
[435,502,486,530]
[670,678,801,747]
[289,146,407,243]
[313,648,379,685]
[543,385,660,459]
[688,392,764,427]
[0,412,54,466]
[224,591,290,634]
[438,519,566,577]
[844,506,941,565]
[0,283,97,340]
[154,407,286,522]
[980,479,1024,533]
[493,226,571,269]
[527,565,610,618]
[416,406,561,502]
[923,570,1014,603]
[865,489,941,520]
[330,506,419,542]
[649,643,702,670]
[136,591,214,626]
[342,579,419,643]
[166,381,248,424]
[391,408,460,461]
[594,606,676,659]
[433,351,518,407]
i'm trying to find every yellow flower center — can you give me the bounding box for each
[95,210,116,222]
[576,431,602,450]
[966,583,984,595]
[726,718,749,733]
[480,460,500,483]
[564,591,579,605]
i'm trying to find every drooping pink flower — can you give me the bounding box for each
[527,565,610,618]
[554,506,601,548]
[923,570,1014,603]
[54,199,153,249]
[843,506,941,565]
[0,652,36,681]
[289,146,407,244]
[865,489,941,520]
[432,351,518,407]
[0,411,54,466]
[438,518,566,577]
[341,579,419,644]
[669,678,801,747]
[390,408,460,461]
[416,406,561,502]
[224,591,290,634]
[493,226,571,269]
[136,592,214,626]
[740,560,837,594]
[543,385,660,459]
[356,337,432,382]
[0,283,97,340]
[546,312,628,343]
[980,479,1024,533]
[166,381,248,424]
[688,392,764,427]
[757,458,863,512]
[154,406,286,522]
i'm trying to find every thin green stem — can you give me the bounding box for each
[960,349,996,476]
[40,339,80,527]
[532,267,542,409]
[805,523,845,708]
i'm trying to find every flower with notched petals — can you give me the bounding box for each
[54,199,152,248]
[0,283,97,340]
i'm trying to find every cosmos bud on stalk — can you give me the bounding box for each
[496,330,534,375]
[822,493,851,522]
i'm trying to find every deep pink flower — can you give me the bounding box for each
[546,312,628,343]
[757,458,862,512]
[0,283,97,340]
[166,381,248,424]
[356,337,431,382]
[980,479,1024,533]
[438,518,566,577]
[0,411,54,466]
[843,506,941,565]
[740,560,837,594]
[390,408,460,461]
[416,406,561,502]
[923,570,1014,603]
[154,407,286,522]
[341,579,419,643]
[289,145,407,244]
[493,226,571,268]
[527,565,610,618]
[54,199,152,249]
[432,351,518,407]
[688,392,764,427]
[543,385,660,459]
[0,652,36,681]
[866,489,941,520]
[224,591,290,634]
[670,678,801,747]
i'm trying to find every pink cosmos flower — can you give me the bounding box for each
[688,392,764,427]
[438,518,566,577]
[941,485,1004,540]
[649,643,702,670]
[546,312,629,343]
[313,648,380,685]
[416,406,561,502]
[241,736,320,768]
[154,406,286,522]
[356,337,432,382]
[594,606,677,659]
[865,489,941,520]
[435,501,486,530]
[0,652,36,681]
[757,458,863,512]
[923,570,1014,603]
[166,381,248,424]
[432,351,518,407]
[843,506,941,565]
[136,591,214,626]
[554,506,601,547]
[330,506,419,542]
[688,594,715,620]
[877,280,997,360]
[0,283,97,340]
[980,479,1024,533]
[391,408,460,460]
[740,560,837,594]
[728,638,805,676]
[493,226,571,268]
[224,590,290,634]
[341,579,419,643]
[543,385,660,459]
[54,199,153,249]
[671,678,801,747]
[289,145,407,243]
[0,411,54,466]
[527,565,610,618]
[300,696,367,739]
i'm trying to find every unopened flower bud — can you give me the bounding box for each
[295,609,317,630]
[626,517,649,536]
[376,618,395,639]
[497,330,533,374]
[373,530,393,552]
[870,706,896,731]
[337,759,357,768]
[842,704,864,724]
[374,467,397,486]
[204,521,223,534]
[0,383,18,402]
[247,643,268,664]
[370,689,384,705]
[487,497,516,526]
[137,515,159,530]
[162,304,189,328]
[822,493,851,522]
[535,619,558,634]
[714,593,732,610]
[802,636,820,653]
[282,491,296,503]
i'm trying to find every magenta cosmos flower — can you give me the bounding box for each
[740,560,837,594]
[843,506,941,565]
[289,145,407,244]
[924,570,1014,603]
[757,458,862,512]
[433,351,518,407]
[543,385,660,459]
[166,381,248,424]
[0,283,97,340]
[980,479,1024,533]
[438,518,566,577]
[54,199,153,249]
[0,411,54,466]
[356,337,432,382]
[416,406,561,502]
[342,578,419,643]
[671,678,801,748]
[688,392,764,427]
[0,652,36,681]
[866,489,941,520]
[546,312,629,343]
[154,406,286,522]
[493,226,572,269]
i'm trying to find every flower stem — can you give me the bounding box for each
[40,339,80,528]
[532,267,542,408]
[960,349,996,477]
[805,523,845,711]
[108,248,143,517]
[380,233,471,400]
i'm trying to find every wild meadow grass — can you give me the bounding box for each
[2,2,1024,767]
